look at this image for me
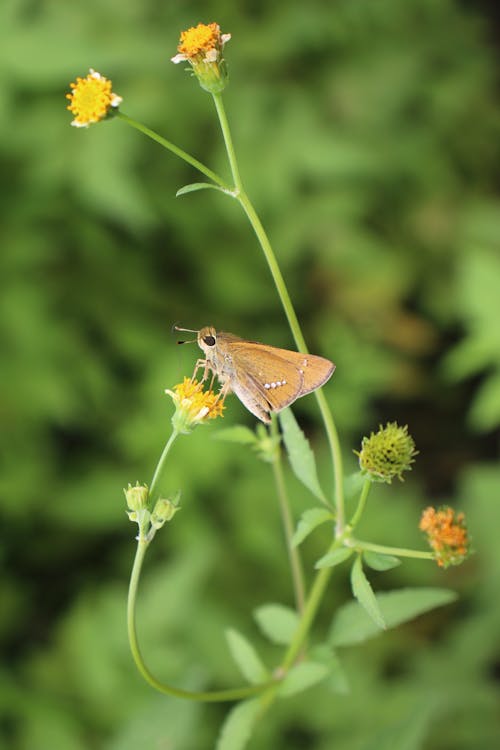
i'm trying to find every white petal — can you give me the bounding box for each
[171,53,187,64]
[205,48,218,62]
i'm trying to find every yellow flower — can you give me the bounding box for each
[419,506,470,568]
[66,69,122,128]
[166,377,224,433]
[172,22,231,94]
[355,422,418,484]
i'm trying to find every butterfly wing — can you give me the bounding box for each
[227,342,334,418]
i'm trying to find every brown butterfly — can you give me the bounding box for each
[176,325,335,423]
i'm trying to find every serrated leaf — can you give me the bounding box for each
[277,661,330,697]
[363,551,401,571]
[176,182,227,197]
[292,508,333,547]
[225,629,268,685]
[253,604,299,645]
[279,407,327,502]
[350,555,386,629]
[213,426,258,445]
[330,587,458,647]
[216,699,261,750]
[315,546,353,569]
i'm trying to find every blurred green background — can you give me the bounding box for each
[1,0,500,748]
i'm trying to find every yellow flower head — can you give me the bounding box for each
[172,22,231,94]
[166,377,224,433]
[66,69,122,128]
[419,506,470,568]
[355,422,418,484]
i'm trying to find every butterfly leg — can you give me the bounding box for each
[192,357,210,382]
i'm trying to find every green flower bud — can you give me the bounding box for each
[354,422,417,484]
[124,482,149,511]
[151,494,181,530]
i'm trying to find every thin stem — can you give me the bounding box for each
[116,112,229,189]
[149,430,179,500]
[127,536,273,701]
[212,94,243,190]
[349,478,371,530]
[281,537,343,670]
[236,192,345,525]
[270,416,306,614]
[351,538,434,560]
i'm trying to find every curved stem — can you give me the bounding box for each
[270,417,306,614]
[236,192,345,527]
[149,430,179,500]
[116,112,229,189]
[348,478,371,530]
[127,535,274,701]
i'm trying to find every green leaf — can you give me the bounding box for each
[176,182,227,197]
[253,603,299,645]
[277,661,330,697]
[315,547,354,569]
[330,587,458,647]
[360,699,437,750]
[292,507,333,547]
[216,699,261,750]
[343,471,366,502]
[363,550,402,571]
[213,426,258,445]
[309,645,350,695]
[225,629,268,685]
[279,407,327,502]
[350,555,386,629]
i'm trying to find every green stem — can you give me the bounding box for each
[255,535,345,718]
[211,96,345,528]
[351,538,434,560]
[127,537,273,701]
[149,430,179,500]
[349,478,371,530]
[238,193,345,528]
[286,565,333,669]
[270,416,306,615]
[281,537,342,670]
[116,112,229,189]
[212,93,243,190]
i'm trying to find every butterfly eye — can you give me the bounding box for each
[203,335,216,347]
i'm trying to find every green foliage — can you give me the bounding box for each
[330,588,458,647]
[225,629,269,684]
[2,0,500,748]
[279,407,327,503]
[350,554,386,629]
[363,551,402,571]
[292,507,333,547]
[277,661,330,698]
[216,699,261,750]
[253,604,300,646]
[315,547,353,570]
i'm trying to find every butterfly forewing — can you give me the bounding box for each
[228,342,304,407]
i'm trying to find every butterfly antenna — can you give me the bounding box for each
[172,323,198,345]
